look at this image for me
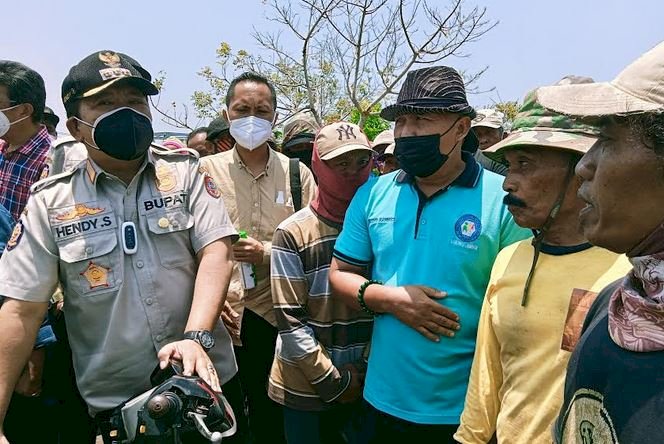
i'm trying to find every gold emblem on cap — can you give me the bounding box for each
[98,51,121,68]
[155,165,177,192]
[158,217,170,229]
[80,261,111,289]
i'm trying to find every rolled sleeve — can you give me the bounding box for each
[0,194,59,303]
[187,160,238,253]
[332,182,373,266]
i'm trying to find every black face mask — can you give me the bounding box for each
[394,117,461,177]
[79,107,154,161]
[285,148,313,171]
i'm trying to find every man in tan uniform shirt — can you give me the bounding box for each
[201,72,316,444]
[0,51,245,444]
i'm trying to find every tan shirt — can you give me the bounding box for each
[0,148,238,414]
[201,148,316,332]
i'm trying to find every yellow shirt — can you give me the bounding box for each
[455,240,632,444]
[200,148,316,331]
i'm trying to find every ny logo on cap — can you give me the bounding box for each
[336,124,357,141]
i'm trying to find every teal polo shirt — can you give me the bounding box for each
[333,154,530,424]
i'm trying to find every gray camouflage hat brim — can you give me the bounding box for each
[483,130,598,164]
[536,82,662,117]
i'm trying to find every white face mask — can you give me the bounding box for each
[229,116,273,151]
[0,105,30,138]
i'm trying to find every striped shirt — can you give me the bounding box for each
[0,125,51,220]
[268,206,373,411]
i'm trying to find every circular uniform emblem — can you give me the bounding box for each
[454,214,482,242]
[560,389,618,444]
[204,174,221,199]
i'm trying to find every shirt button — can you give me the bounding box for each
[421,220,427,225]
[145,298,153,305]
[252,179,257,184]
[254,202,259,207]
[252,226,257,231]
[155,334,163,342]
[85,246,93,254]
[136,260,144,268]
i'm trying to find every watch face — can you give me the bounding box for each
[199,331,215,349]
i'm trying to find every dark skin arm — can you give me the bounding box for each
[329,258,461,342]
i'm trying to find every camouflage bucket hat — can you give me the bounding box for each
[484,85,600,165]
[282,111,321,149]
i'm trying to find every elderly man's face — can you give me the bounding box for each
[575,118,664,253]
[474,126,503,151]
[394,113,470,155]
[503,147,582,230]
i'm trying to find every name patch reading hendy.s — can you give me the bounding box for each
[143,192,188,212]
[50,203,117,240]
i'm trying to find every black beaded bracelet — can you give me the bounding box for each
[357,279,382,316]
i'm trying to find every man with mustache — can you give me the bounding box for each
[536,41,664,444]
[454,80,631,444]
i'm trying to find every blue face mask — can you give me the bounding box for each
[394,117,461,177]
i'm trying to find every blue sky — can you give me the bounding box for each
[3,0,661,132]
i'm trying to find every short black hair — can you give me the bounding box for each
[225,72,277,111]
[0,60,46,124]
[187,127,208,144]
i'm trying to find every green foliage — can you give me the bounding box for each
[349,107,391,141]
[493,101,521,123]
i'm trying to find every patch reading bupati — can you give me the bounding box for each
[80,261,111,289]
[454,214,482,242]
[561,389,618,444]
[155,164,177,192]
[204,174,221,199]
[6,221,24,251]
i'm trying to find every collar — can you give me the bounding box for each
[395,151,482,188]
[0,125,51,157]
[84,154,151,186]
[232,145,275,177]
[540,242,593,256]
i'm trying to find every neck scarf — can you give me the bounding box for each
[310,146,372,224]
[608,222,664,352]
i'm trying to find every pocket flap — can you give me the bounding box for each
[147,209,194,234]
[58,232,118,263]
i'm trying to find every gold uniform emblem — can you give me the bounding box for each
[98,51,121,68]
[55,204,105,222]
[158,217,170,229]
[80,262,111,289]
[155,165,177,192]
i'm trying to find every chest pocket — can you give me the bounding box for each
[146,208,195,269]
[57,230,120,297]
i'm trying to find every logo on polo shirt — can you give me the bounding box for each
[454,214,482,242]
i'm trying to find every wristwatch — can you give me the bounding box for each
[183,330,215,351]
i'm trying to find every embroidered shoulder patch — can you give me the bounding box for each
[6,221,24,251]
[204,174,221,199]
[40,164,50,180]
